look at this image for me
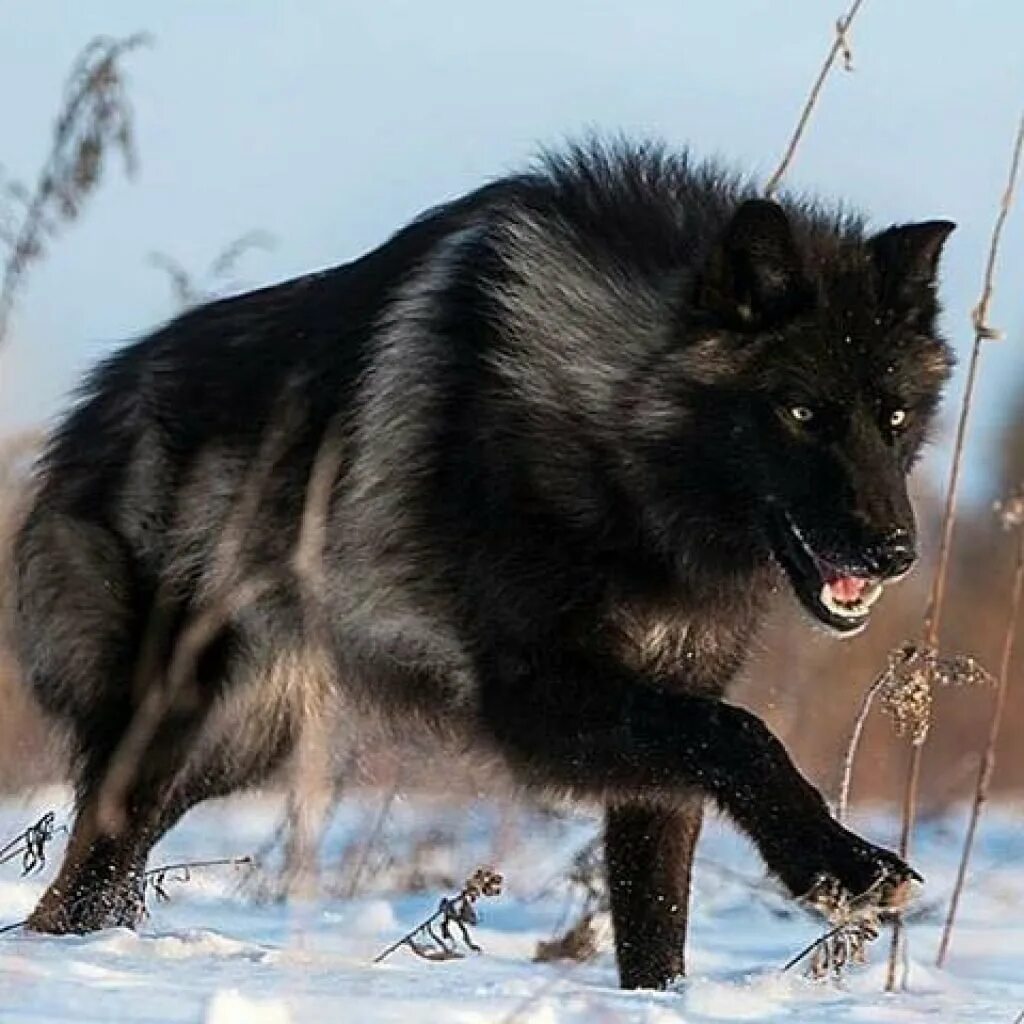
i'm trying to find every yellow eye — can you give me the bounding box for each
[889,409,907,428]
[789,406,814,423]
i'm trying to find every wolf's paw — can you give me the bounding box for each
[781,826,921,920]
[26,878,145,935]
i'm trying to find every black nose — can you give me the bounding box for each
[866,527,917,578]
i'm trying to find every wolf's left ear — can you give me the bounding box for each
[694,199,812,329]
[868,220,955,316]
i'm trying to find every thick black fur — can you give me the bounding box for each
[12,141,955,989]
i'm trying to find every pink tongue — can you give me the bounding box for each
[829,575,868,603]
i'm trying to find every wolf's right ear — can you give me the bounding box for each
[868,220,956,316]
[694,199,812,329]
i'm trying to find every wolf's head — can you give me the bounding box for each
[680,199,955,635]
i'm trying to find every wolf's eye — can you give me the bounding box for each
[889,409,907,429]
[789,405,815,424]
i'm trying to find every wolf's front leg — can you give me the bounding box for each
[605,795,704,990]
[480,650,916,987]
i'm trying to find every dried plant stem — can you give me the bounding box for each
[886,748,922,990]
[279,719,333,900]
[342,782,400,901]
[836,673,888,822]
[94,393,308,836]
[96,573,276,835]
[0,812,66,873]
[0,34,147,348]
[923,112,1024,649]
[936,524,1024,966]
[781,920,853,973]
[145,855,253,880]
[764,0,866,197]
[885,112,1024,992]
[143,855,254,904]
[372,867,503,964]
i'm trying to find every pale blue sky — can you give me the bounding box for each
[1,1,1022,500]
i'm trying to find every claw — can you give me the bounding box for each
[877,875,915,912]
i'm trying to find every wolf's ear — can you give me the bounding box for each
[694,199,812,329]
[868,220,955,317]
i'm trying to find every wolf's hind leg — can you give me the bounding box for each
[27,623,246,935]
[28,700,219,932]
[605,794,704,990]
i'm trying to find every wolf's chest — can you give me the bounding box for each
[608,604,747,694]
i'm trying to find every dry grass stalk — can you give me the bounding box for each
[0,811,66,874]
[922,112,1024,652]
[0,810,68,936]
[94,391,309,836]
[0,34,148,348]
[372,867,503,964]
[84,375,353,906]
[936,490,1024,966]
[338,782,402,900]
[837,646,993,822]
[883,112,1024,992]
[277,722,333,900]
[276,420,348,898]
[764,0,867,198]
[95,572,276,837]
[148,230,275,310]
[142,854,254,907]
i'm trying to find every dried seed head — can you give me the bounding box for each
[934,654,995,690]
[465,867,503,901]
[876,644,994,747]
[0,33,148,348]
[879,645,934,746]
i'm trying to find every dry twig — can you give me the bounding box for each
[936,490,1024,966]
[0,811,68,938]
[764,0,867,197]
[338,783,402,900]
[837,646,993,822]
[95,390,307,836]
[373,867,503,964]
[148,230,275,310]
[0,812,66,874]
[0,34,148,347]
[884,112,1024,992]
[142,855,254,906]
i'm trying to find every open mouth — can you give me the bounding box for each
[768,512,885,636]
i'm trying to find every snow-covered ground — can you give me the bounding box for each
[0,788,1021,1023]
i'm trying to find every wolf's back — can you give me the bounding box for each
[10,183,503,742]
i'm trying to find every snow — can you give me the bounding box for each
[0,789,1021,1023]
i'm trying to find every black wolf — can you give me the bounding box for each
[13,141,953,989]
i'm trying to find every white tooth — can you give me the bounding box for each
[860,581,884,608]
[819,583,870,619]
